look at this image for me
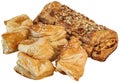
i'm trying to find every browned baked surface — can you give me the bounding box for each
[14,52,55,80]
[56,37,88,80]
[4,14,33,32]
[18,38,54,60]
[1,1,118,81]
[1,28,29,54]
[33,1,118,61]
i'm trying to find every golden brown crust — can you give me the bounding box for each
[4,14,33,32]
[28,22,67,39]
[18,38,54,60]
[1,1,118,81]
[27,22,45,38]
[27,23,68,60]
[1,28,29,54]
[40,24,68,60]
[33,1,118,61]
[33,1,62,24]
[91,29,118,61]
[14,52,55,80]
[56,37,88,81]
[40,25,66,41]
[4,14,29,25]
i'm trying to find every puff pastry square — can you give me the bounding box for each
[56,37,88,81]
[4,14,33,32]
[18,38,54,60]
[14,52,55,80]
[1,28,29,54]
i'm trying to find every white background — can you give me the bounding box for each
[0,0,120,83]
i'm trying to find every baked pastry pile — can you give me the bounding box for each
[33,1,118,61]
[1,1,118,81]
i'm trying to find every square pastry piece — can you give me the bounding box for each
[1,28,29,54]
[14,52,55,80]
[56,37,88,81]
